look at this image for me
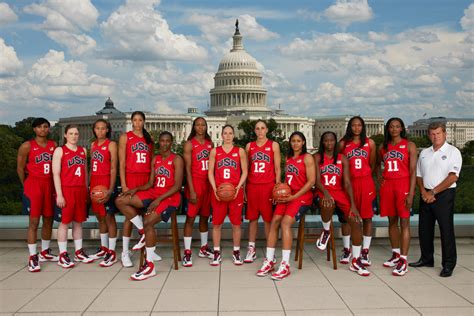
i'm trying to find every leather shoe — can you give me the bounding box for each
[408,259,434,268]
[440,267,453,277]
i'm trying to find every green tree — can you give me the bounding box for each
[370,134,384,149]
[409,135,431,148]
[0,125,23,215]
[13,117,36,141]
[461,140,474,165]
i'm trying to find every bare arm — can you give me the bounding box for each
[342,155,360,221]
[236,148,248,191]
[313,153,333,207]
[84,148,89,188]
[52,147,65,208]
[108,141,118,194]
[369,138,377,173]
[16,141,30,186]
[118,133,128,192]
[208,148,218,199]
[273,141,281,184]
[183,141,196,203]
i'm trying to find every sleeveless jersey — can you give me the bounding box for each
[61,145,86,187]
[91,139,111,176]
[126,131,153,174]
[214,146,241,186]
[285,153,309,194]
[191,138,212,179]
[248,140,275,184]
[319,154,344,191]
[342,138,371,178]
[381,139,410,179]
[26,139,55,178]
[153,153,176,195]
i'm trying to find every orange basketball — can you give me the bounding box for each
[90,185,108,204]
[216,183,236,202]
[272,183,292,201]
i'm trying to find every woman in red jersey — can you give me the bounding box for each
[314,131,369,277]
[17,118,57,272]
[117,111,154,267]
[117,131,183,281]
[338,116,376,266]
[244,120,281,263]
[378,118,417,276]
[182,117,214,267]
[52,125,94,269]
[208,125,248,266]
[89,119,118,267]
[256,132,315,281]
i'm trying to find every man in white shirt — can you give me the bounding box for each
[409,122,462,277]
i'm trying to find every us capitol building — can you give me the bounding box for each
[58,21,384,149]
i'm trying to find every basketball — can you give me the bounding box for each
[90,185,108,204]
[272,183,291,201]
[216,183,236,202]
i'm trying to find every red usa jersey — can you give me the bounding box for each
[153,153,176,195]
[61,146,86,187]
[381,139,410,179]
[342,138,371,178]
[248,140,275,184]
[126,131,153,174]
[215,146,241,186]
[91,139,111,176]
[26,139,55,178]
[319,154,344,191]
[285,153,310,193]
[191,138,212,179]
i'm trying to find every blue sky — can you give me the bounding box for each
[0,0,472,125]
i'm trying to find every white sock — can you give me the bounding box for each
[322,220,331,231]
[352,245,361,258]
[393,248,401,254]
[130,216,144,230]
[100,233,109,248]
[266,247,275,261]
[200,231,208,246]
[184,237,192,250]
[363,236,372,249]
[249,241,256,248]
[400,255,407,260]
[58,241,67,253]
[146,247,156,262]
[109,237,117,251]
[214,247,220,252]
[41,240,50,251]
[123,236,130,251]
[74,239,82,252]
[282,249,291,263]
[233,246,240,251]
[28,244,37,256]
[342,235,350,249]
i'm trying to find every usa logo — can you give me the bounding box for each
[321,164,341,176]
[287,164,299,175]
[218,157,237,169]
[383,150,404,161]
[131,142,149,153]
[197,149,209,161]
[92,151,104,163]
[157,166,170,178]
[35,152,52,164]
[67,156,86,168]
[251,152,270,163]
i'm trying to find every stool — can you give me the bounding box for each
[294,213,337,270]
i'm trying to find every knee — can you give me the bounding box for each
[185,216,196,225]
[97,216,106,224]
[363,218,372,224]
[280,218,293,229]
[400,219,410,229]
[213,224,222,230]
[29,218,40,229]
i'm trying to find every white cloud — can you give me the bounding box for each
[460,3,474,31]
[100,0,207,61]
[324,0,373,29]
[47,31,96,56]
[0,38,22,76]
[397,29,440,43]
[455,82,474,106]
[368,31,389,42]
[315,82,343,102]
[345,75,398,102]
[280,33,375,57]
[0,2,18,26]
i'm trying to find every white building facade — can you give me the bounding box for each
[408,117,474,148]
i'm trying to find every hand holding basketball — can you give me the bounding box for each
[216,183,236,202]
[272,183,291,203]
[90,185,108,204]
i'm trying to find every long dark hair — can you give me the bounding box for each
[131,111,152,145]
[63,124,79,145]
[287,131,307,158]
[187,117,211,141]
[383,117,407,150]
[318,131,338,165]
[93,119,112,139]
[342,116,367,148]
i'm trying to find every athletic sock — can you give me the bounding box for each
[74,239,83,252]
[41,240,50,251]
[100,233,109,248]
[352,245,361,259]
[200,231,208,246]
[28,244,37,256]
[184,237,192,250]
[146,247,156,262]
[233,246,240,251]
[109,237,117,251]
[58,241,67,253]
[249,241,256,248]
[282,249,291,263]
[130,216,144,231]
[342,235,351,249]
[322,220,331,231]
[362,235,372,249]
[393,248,401,254]
[122,236,130,251]
[266,247,275,261]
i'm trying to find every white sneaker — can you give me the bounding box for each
[39,248,59,262]
[256,258,276,277]
[340,247,352,264]
[152,251,162,262]
[392,258,408,276]
[232,250,243,266]
[130,260,156,281]
[121,250,133,267]
[28,254,41,272]
[132,234,145,251]
[271,261,291,280]
[244,246,257,263]
[210,251,222,266]
[100,250,118,267]
[74,249,95,264]
[57,252,75,269]
[316,229,330,251]
[350,257,370,276]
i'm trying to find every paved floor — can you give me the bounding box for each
[0,238,472,315]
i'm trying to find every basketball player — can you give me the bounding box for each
[378,118,417,276]
[118,111,155,267]
[257,132,315,280]
[208,125,248,266]
[89,119,118,267]
[338,116,376,265]
[17,118,57,272]
[244,120,281,263]
[315,131,370,276]
[52,125,94,268]
[117,132,183,281]
[182,117,214,267]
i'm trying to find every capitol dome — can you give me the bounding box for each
[206,20,270,117]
